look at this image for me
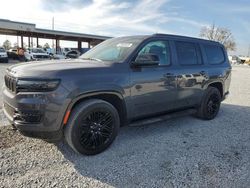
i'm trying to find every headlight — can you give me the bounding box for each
[17,79,60,92]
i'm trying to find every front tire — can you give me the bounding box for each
[196,87,222,120]
[64,99,120,155]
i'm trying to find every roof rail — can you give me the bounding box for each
[151,33,221,45]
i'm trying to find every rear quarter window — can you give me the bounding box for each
[203,44,225,64]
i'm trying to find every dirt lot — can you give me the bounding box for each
[0,65,250,187]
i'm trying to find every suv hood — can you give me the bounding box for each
[7,59,112,78]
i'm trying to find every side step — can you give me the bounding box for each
[129,108,197,127]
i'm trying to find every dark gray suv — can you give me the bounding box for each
[2,34,231,155]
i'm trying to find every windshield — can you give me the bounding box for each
[80,37,143,62]
[32,48,46,53]
[0,48,6,52]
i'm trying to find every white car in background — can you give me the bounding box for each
[228,55,241,64]
[61,47,80,58]
[46,48,66,59]
[25,48,50,61]
[46,47,80,59]
[0,47,8,63]
[239,56,250,65]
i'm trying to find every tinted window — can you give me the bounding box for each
[138,40,170,65]
[204,45,225,64]
[176,42,199,65]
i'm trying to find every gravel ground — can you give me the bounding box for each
[0,65,250,187]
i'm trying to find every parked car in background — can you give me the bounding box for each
[25,48,50,61]
[228,55,241,64]
[53,53,67,60]
[46,47,80,59]
[61,47,80,58]
[65,50,79,58]
[3,34,231,155]
[7,49,19,60]
[0,47,8,63]
[239,56,250,65]
[46,48,66,60]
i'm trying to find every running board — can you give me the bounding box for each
[129,108,197,127]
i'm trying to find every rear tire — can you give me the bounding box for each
[64,99,120,155]
[196,87,222,120]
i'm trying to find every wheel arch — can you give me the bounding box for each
[207,81,223,98]
[62,91,128,128]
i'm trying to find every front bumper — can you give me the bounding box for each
[2,85,70,141]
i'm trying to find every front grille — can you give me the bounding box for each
[4,75,17,93]
[4,102,42,123]
[14,111,42,123]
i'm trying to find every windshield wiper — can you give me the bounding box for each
[81,57,102,62]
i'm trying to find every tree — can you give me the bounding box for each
[199,24,236,51]
[2,40,11,50]
[43,43,50,49]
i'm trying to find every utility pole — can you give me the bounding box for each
[248,44,250,57]
[52,17,55,50]
[16,36,19,47]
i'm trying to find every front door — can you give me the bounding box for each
[130,40,177,118]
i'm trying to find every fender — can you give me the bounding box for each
[61,90,128,127]
[69,90,124,109]
[204,79,223,89]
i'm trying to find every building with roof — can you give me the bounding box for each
[0,19,111,51]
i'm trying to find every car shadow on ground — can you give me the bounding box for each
[56,103,250,187]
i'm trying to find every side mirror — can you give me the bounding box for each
[133,53,159,66]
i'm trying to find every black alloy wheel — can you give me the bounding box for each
[196,87,222,120]
[78,109,114,150]
[64,99,120,155]
[206,93,220,117]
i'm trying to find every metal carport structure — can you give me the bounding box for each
[0,19,111,51]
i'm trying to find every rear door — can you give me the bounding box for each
[173,41,207,108]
